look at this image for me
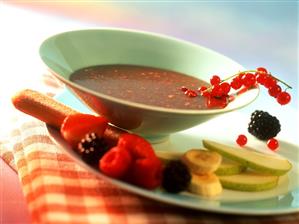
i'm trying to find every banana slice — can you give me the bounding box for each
[181,149,222,175]
[189,173,222,197]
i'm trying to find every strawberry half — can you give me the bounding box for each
[61,113,108,147]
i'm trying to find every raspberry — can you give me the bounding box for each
[162,160,191,193]
[128,157,163,189]
[248,110,281,140]
[99,146,132,178]
[118,133,155,159]
[77,132,109,165]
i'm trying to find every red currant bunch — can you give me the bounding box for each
[195,67,292,108]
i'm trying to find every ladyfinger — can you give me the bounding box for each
[11,89,126,144]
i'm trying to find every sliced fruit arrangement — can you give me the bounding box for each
[59,112,292,196]
[203,139,292,192]
[202,140,292,176]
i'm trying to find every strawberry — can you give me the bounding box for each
[117,133,155,159]
[61,113,108,147]
[99,146,132,178]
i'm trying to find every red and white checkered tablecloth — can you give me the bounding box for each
[1,73,299,224]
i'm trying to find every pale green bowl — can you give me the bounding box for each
[39,29,259,142]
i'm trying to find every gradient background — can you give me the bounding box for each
[0,1,298,223]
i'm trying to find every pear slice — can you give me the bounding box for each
[203,140,292,176]
[219,171,279,191]
[215,158,246,176]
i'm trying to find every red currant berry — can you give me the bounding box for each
[210,75,221,85]
[267,138,279,151]
[220,82,231,95]
[256,67,268,74]
[256,73,268,85]
[268,85,282,98]
[242,73,256,88]
[264,76,277,89]
[181,86,188,92]
[230,77,242,90]
[236,134,247,147]
[206,95,228,108]
[185,89,198,97]
[277,91,291,105]
[198,86,207,93]
[211,84,223,97]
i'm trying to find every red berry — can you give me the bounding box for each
[210,84,223,97]
[231,77,242,90]
[198,86,207,93]
[257,67,268,74]
[220,82,231,95]
[236,134,247,146]
[267,138,279,151]
[185,89,198,97]
[128,157,163,189]
[277,91,291,105]
[268,85,282,98]
[264,76,277,89]
[118,133,155,159]
[99,146,132,178]
[206,95,228,108]
[181,86,188,92]
[242,73,256,88]
[256,72,268,85]
[210,75,221,85]
[61,113,108,147]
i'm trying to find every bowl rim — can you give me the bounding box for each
[40,28,260,115]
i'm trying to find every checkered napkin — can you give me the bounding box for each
[1,73,299,224]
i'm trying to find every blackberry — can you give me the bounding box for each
[77,132,110,165]
[162,160,191,193]
[248,110,281,140]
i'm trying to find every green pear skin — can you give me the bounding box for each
[203,140,292,176]
[219,171,279,191]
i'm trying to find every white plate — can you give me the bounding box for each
[47,89,299,215]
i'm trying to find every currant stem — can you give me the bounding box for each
[269,73,292,90]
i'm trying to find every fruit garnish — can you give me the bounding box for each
[184,67,292,109]
[248,110,281,140]
[99,146,132,178]
[267,138,279,151]
[236,134,247,147]
[77,132,109,165]
[61,113,108,147]
[189,173,222,197]
[162,160,191,193]
[181,149,222,175]
[202,139,292,176]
